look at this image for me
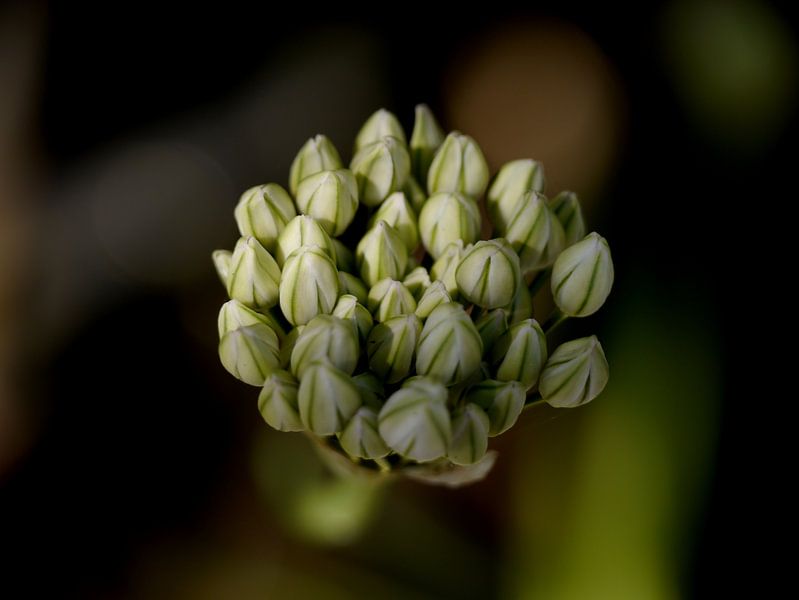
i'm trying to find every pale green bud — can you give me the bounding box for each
[549,190,586,247]
[492,319,547,390]
[505,280,533,325]
[410,104,445,183]
[218,299,274,339]
[418,192,481,260]
[350,137,411,206]
[352,372,385,409]
[227,236,281,309]
[338,406,390,459]
[337,272,368,305]
[430,240,465,297]
[355,221,409,287]
[290,314,358,378]
[448,403,490,465]
[212,249,232,285]
[486,159,545,234]
[332,294,374,342]
[369,191,419,250]
[295,169,359,236]
[331,238,355,273]
[367,278,416,322]
[274,214,336,266]
[279,245,339,326]
[298,361,362,435]
[455,239,521,309]
[289,134,343,196]
[403,176,427,214]
[366,314,422,383]
[414,281,451,319]
[551,232,614,317]
[403,266,432,300]
[474,308,508,355]
[219,323,280,386]
[378,377,450,462]
[465,379,525,436]
[427,132,489,198]
[354,108,407,151]
[504,191,566,273]
[258,369,302,432]
[234,183,297,251]
[279,325,303,368]
[416,303,483,386]
[540,336,609,408]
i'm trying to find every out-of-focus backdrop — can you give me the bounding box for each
[1,1,794,598]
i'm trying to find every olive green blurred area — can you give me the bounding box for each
[0,1,792,598]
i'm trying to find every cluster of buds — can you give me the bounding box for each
[213,107,614,484]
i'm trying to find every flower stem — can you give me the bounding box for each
[543,308,568,335]
[523,392,546,412]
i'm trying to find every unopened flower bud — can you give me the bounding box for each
[289,134,343,195]
[416,303,483,386]
[290,314,359,378]
[218,299,274,339]
[427,132,489,198]
[218,323,280,386]
[419,192,481,259]
[274,214,336,266]
[354,108,407,151]
[414,281,451,319]
[258,369,302,432]
[350,137,411,206]
[367,278,416,322]
[234,183,297,251]
[474,308,508,355]
[540,336,609,407]
[366,314,422,383]
[505,280,533,325]
[355,221,409,287]
[410,104,445,183]
[227,236,281,309]
[551,232,614,317]
[549,190,586,247]
[448,403,490,465]
[212,249,231,285]
[492,319,547,390]
[333,294,374,341]
[504,191,566,273]
[465,379,526,436]
[430,240,465,297]
[369,191,419,250]
[486,159,546,234]
[455,239,521,308]
[298,361,362,435]
[403,176,427,214]
[331,238,355,273]
[403,266,432,300]
[295,169,359,236]
[338,272,368,305]
[338,406,390,459]
[352,372,385,409]
[279,245,339,326]
[378,377,450,462]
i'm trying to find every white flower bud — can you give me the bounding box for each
[234,183,297,251]
[226,236,281,309]
[448,403,490,465]
[455,239,521,308]
[403,266,432,300]
[295,169,359,236]
[338,406,390,459]
[212,249,232,285]
[414,281,451,319]
[410,104,445,183]
[354,108,407,151]
[289,134,343,196]
[551,232,614,317]
[298,361,362,435]
[549,190,586,247]
[486,159,546,234]
[427,132,489,198]
[504,191,566,273]
[418,192,481,260]
[416,303,483,386]
[337,272,368,305]
[492,319,547,390]
[368,191,419,250]
[366,314,422,383]
[279,245,339,326]
[258,369,303,432]
[367,278,416,322]
[430,240,465,297]
[540,336,609,408]
[355,220,409,287]
[465,379,526,436]
[218,299,274,339]
[274,215,336,267]
[219,323,280,386]
[350,136,411,206]
[332,294,374,342]
[290,314,359,378]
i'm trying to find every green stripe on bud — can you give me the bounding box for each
[219,323,280,386]
[298,361,362,435]
[504,191,566,273]
[350,136,411,206]
[352,372,385,410]
[337,272,368,305]
[430,240,465,297]
[403,266,432,300]
[218,299,275,339]
[378,377,450,462]
[234,184,296,251]
[290,314,358,379]
[474,308,508,356]
[367,278,416,322]
[487,159,546,234]
[279,245,339,326]
[338,406,390,459]
[354,108,407,151]
[226,236,281,309]
[333,294,374,342]
[289,135,343,196]
[355,220,409,287]
[551,232,614,317]
[368,191,419,251]
[427,132,489,198]
[549,190,586,247]
[465,379,525,436]
[419,192,481,260]
[274,215,337,267]
[492,318,547,390]
[366,314,422,384]
[539,336,609,408]
[410,104,445,184]
[416,303,483,386]
[258,369,302,432]
[414,281,451,319]
[455,239,521,308]
[212,249,232,285]
[448,403,490,465]
[295,169,359,236]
